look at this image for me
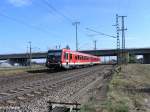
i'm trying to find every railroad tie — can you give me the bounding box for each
[0,92,11,96]
[23,86,33,89]
[40,89,47,92]
[26,93,34,97]
[17,96,26,100]
[34,91,41,94]
[8,90,18,93]
[6,100,16,104]
[17,88,25,91]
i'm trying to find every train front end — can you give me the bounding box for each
[46,50,62,69]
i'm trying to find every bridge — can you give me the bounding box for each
[0,48,150,65]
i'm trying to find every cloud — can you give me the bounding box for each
[8,0,32,7]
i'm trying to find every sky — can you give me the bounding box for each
[0,0,150,54]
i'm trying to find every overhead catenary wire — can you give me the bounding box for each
[42,0,73,23]
[86,28,116,38]
[0,11,61,36]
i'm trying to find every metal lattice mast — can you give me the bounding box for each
[115,14,120,64]
[116,14,120,50]
[118,16,127,63]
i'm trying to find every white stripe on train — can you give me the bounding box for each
[62,62,100,65]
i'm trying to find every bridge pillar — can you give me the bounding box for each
[8,58,29,66]
[143,54,150,64]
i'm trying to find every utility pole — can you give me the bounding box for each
[119,16,127,50]
[118,16,127,64]
[28,41,32,68]
[113,14,120,64]
[94,40,97,55]
[116,14,120,50]
[26,45,29,53]
[72,22,80,51]
[114,14,120,64]
[94,40,97,50]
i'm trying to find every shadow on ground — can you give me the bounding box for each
[27,68,65,74]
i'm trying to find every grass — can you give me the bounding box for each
[78,64,150,112]
[103,64,150,112]
[0,65,46,76]
[80,97,98,112]
[80,104,96,112]
[102,99,129,112]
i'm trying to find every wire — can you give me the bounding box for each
[86,28,116,38]
[42,0,73,23]
[0,11,59,35]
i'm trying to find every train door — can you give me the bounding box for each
[69,53,72,64]
[64,52,69,68]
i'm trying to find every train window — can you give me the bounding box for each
[64,53,68,60]
[75,56,77,60]
[70,54,72,60]
[78,55,79,60]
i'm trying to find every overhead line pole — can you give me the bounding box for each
[72,22,80,51]
[113,14,120,64]
[94,40,97,50]
[116,14,120,50]
[28,41,32,68]
[94,40,97,55]
[118,16,127,64]
[119,16,127,50]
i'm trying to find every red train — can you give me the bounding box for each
[46,49,101,69]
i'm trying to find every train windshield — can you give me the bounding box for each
[48,52,61,56]
[47,50,62,62]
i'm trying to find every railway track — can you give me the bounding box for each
[0,66,105,91]
[0,66,104,86]
[0,65,112,105]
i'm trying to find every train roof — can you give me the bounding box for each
[63,49,99,58]
[48,49,99,58]
[48,49,62,52]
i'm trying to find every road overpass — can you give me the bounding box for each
[0,48,150,65]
